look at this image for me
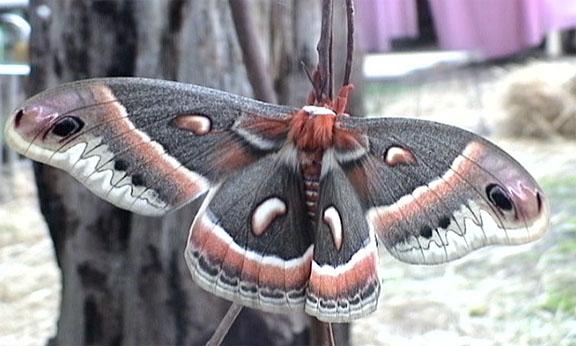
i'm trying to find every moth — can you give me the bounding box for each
[4,78,549,323]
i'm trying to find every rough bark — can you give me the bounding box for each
[27,0,361,344]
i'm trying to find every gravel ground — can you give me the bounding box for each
[0,165,59,346]
[0,60,575,346]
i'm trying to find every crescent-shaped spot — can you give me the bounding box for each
[251,197,287,236]
[323,206,343,250]
[173,114,212,135]
[384,146,416,166]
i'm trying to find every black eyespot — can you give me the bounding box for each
[438,216,451,229]
[419,225,433,239]
[486,184,513,211]
[14,109,24,127]
[131,174,144,187]
[52,116,84,137]
[114,159,128,171]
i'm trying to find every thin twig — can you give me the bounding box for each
[205,303,244,346]
[328,32,334,99]
[311,317,337,346]
[316,0,334,103]
[326,322,336,346]
[228,0,278,103]
[343,0,355,86]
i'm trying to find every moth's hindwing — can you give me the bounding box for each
[4,78,296,215]
[185,152,314,315]
[337,116,549,265]
[307,160,380,323]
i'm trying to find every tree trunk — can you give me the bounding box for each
[28,0,360,344]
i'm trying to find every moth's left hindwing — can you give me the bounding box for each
[4,78,296,215]
[185,153,314,314]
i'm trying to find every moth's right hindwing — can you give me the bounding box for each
[306,163,380,323]
[4,78,296,215]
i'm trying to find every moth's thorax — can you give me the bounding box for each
[288,107,337,152]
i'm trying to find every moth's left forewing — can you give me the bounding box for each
[4,78,296,216]
[337,117,549,265]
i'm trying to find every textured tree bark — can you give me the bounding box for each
[28,0,360,345]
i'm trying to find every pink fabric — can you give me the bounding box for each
[356,0,419,51]
[541,0,576,30]
[429,0,576,58]
[357,0,576,58]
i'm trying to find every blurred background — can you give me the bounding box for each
[0,1,575,345]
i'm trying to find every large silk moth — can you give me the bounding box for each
[3,78,549,322]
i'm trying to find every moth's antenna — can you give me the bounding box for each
[301,61,315,85]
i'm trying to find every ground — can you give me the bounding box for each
[353,138,576,346]
[0,60,575,346]
[0,166,59,346]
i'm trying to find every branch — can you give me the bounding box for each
[343,0,355,86]
[205,303,243,346]
[311,317,336,346]
[316,0,334,102]
[229,0,277,103]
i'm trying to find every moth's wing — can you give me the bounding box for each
[306,163,380,323]
[185,151,314,314]
[336,116,550,264]
[4,78,296,215]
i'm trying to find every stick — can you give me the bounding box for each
[229,0,278,103]
[343,0,355,86]
[316,0,334,102]
[205,303,244,346]
[311,317,337,346]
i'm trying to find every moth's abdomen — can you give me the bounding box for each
[303,169,321,219]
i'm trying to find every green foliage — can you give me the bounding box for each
[0,224,18,234]
[539,176,576,224]
[542,288,576,315]
[468,304,489,317]
[556,237,576,254]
